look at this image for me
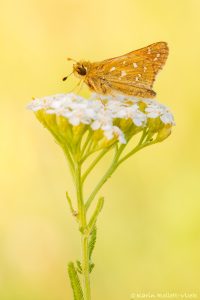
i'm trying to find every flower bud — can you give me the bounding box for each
[156,125,172,142]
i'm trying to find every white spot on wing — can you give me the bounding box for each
[121,71,127,77]
[153,57,158,61]
[135,76,139,81]
[156,53,160,57]
[133,62,138,68]
[144,66,147,72]
[110,67,116,72]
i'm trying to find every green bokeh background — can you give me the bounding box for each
[1,1,200,299]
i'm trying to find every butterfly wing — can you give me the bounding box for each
[88,42,169,97]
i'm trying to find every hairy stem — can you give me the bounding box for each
[75,162,91,300]
[81,234,91,300]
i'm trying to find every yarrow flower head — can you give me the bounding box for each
[27,93,175,156]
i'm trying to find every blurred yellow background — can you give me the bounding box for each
[1,0,200,299]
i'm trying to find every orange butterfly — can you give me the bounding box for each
[63,42,169,98]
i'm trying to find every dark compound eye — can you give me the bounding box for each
[77,66,87,76]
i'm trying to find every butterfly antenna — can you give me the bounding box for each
[62,71,73,81]
[67,57,77,63]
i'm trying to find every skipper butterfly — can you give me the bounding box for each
[63,42,169,98]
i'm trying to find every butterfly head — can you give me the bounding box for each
[62,59,90,82]
[73,61,90,78]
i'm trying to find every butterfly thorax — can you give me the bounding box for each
[73,61,92,79]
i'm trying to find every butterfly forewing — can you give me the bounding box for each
[89,42,169,97]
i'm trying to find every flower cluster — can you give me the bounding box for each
[27,93,174,149]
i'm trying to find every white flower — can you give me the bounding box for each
[104,126,126,144]
[145,103,163,118]
[27,93,175,143]
[145,102,175,125]
[160,112,175,125]
[27,97,51,111]
[91,111,113,131]
[122,105,147,126]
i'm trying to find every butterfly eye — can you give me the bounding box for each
[77,66,87,76]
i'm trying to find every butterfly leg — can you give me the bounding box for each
[76,79,84,95]
[67,79,84,95]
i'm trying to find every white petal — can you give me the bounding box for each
[104,130,114,140]
[91,120,101,130]
[69,116,80,126]
[160,113,174,124]
[147,112,160,118]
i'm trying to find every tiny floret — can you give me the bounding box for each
[145,102,175,125]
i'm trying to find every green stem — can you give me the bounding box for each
[85,132,154,211]
[62,144,75,181]
[81,235,91,300]
[117,144,144,167]
[85,144,125,211]
[117,140,156,167]
[75,162,91,300]
[82,146,113,184]
[81,130,92,157]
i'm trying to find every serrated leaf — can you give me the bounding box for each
[89,226,97,260]
[89,262,95,273]
[68,262,84,300]
[88,197,104,232]
[76,260,82,274]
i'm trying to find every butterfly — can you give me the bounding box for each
[63,42,169,98]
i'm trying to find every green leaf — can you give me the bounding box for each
[88,197,104,232]
[89,226,97,260]
[76,260,82,274]
[66,192,78,217]
[89,262,95,273]
[68,262,84,300]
